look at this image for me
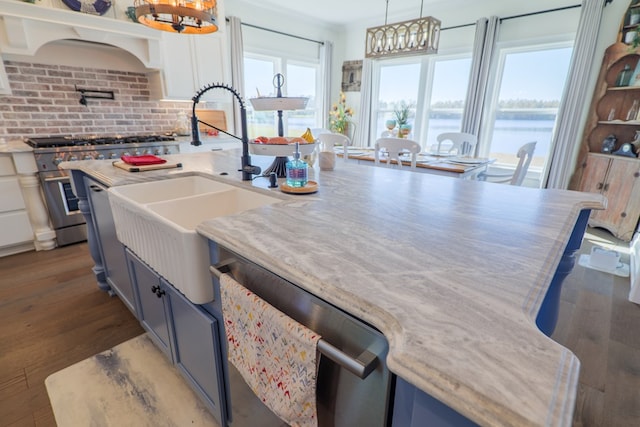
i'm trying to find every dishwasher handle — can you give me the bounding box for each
[210,264,379,380]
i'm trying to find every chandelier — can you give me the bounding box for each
[365,0,440,58]
[134,0,218,34]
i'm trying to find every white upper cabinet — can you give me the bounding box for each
[156,31,230,102]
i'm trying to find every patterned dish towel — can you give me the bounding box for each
[220,274,322,427]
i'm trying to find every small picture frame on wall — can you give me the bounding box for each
[341,60,363,92]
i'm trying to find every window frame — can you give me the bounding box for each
[243,51,321,136]
[478,37,575,183]
[370,50,472,150]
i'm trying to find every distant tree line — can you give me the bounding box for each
[429,98,561,120]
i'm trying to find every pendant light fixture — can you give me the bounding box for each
[134,0,218,34]
[365,0,440,58]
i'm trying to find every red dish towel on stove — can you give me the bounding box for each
[120,155,167,166]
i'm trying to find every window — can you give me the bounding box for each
[425,57,472,152]
[376,60,421,140]
[372,54,471,150]
[243,53,320,137]
[286,63,318,135]
[480,43,573,185]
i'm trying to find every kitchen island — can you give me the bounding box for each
[62,149,605,427]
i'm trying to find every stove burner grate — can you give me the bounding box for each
[25,134,176,148]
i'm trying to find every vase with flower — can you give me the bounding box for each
[329,92,353,137]
[394,102,413,138]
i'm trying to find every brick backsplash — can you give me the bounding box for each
[0,60,191,140]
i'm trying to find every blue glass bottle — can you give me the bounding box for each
[286,142,308,187]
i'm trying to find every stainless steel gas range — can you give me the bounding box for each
[24,135,180,246]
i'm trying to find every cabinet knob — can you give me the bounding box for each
[597,182,604,190]
[635,172,640,178]
[150,285,165,298]
[603,183,610,192]
[621,212,627,218]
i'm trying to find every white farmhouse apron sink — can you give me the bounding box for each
[108,175,279,304]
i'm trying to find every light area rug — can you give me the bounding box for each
[45,334,221,427]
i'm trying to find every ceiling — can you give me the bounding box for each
[238,0,456,26]
[237,0,582,27]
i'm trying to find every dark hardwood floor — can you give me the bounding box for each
[0,242,143,427]
[1,228,639,426]
[552,228,640,427]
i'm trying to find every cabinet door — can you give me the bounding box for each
[0,172,33,248]
[0,176,26,212]
[193,34,229,102]
[579,154,611,224]
[167,281,227,425]
[602,157,640,240]
[159,32,228,101]
[579,154,610,195]
[160,32,197,100]
[127,249,174,361]
[85,178,137,316]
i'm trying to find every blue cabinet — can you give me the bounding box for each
[170,282,227,425]
[392,377,478,427]
[85,177,137,315]
[127,249,174,360]
[126,249,227,426]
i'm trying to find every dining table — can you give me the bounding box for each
[335,146,495,179]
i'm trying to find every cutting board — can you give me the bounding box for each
[195,109,227,133]
[112,160,182,172]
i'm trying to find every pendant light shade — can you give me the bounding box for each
[134,0,218,34]
[365,0,440,58]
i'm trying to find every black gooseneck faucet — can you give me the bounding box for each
[191,83,261,181]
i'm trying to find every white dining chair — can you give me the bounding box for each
[317,133,351,161]
[374,137,421,170]
[435,132,478,156]
[477,141,537,186]
[310,128,331,139]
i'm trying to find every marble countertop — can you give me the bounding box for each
[0,138,33,153]
[61,149,605,427]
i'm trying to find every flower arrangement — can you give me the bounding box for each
[394,101,412,126]
[394,101,414,138]
[329,92,353,134]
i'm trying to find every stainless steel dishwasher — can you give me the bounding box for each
[207,244,393,427]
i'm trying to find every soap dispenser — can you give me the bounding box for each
[285,142,308,187]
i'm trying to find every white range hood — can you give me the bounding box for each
[0,0,164,94]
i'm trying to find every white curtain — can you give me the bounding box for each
[545,0,606,189]
[461,16,500,140]
[229,16,245,134]
[356,58,374,147]
[320,41,333,129]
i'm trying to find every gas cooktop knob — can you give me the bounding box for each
[133,150,141,156]
[52,156,64,166]
[109,152,119,159]
[96,153,105,160]
[122,151,131,157]
[68,155,78,162]
[143,149,151,155]
[154,148,162,155]
[164,147,173,154]
[82,154,93,161]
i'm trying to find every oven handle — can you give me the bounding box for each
[210,264,379,380]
